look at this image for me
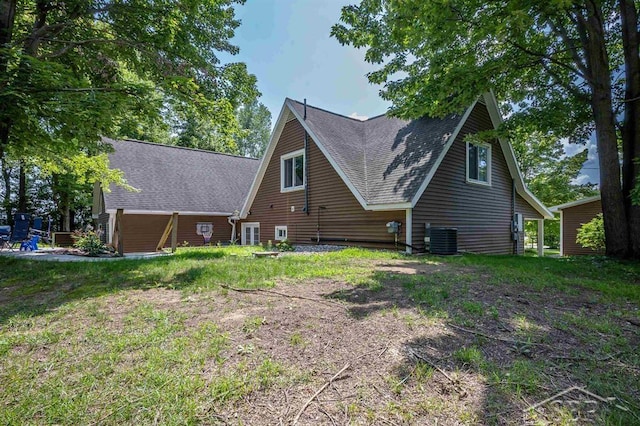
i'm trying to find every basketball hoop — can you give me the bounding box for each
[202,230,213,245]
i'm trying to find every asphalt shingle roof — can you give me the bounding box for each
[103,138,260,214]
[287,99,462,205]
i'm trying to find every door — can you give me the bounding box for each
[241,222,260,245]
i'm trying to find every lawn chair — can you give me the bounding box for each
[8,213,31,249]
[0,225,10,250]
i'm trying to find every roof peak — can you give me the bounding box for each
[105,137,260,161]
[286,98,389,123]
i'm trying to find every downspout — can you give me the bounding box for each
[303,99,310,215]
[512,179,517,255]
[228,210,240,243]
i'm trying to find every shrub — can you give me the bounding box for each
[276,239,294,252]
[576,213,605,251]
[72,230,107,256]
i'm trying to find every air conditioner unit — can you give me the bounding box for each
[430,227,458,255]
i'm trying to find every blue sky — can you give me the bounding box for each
[223,0,599,186]
[222,0,389,121]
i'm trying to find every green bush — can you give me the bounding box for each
[576,213,605,251]
[72,230,107,256]
[276,239,294,252]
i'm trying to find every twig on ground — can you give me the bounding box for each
[447,323,549,347]
[407,348,463,394]
[318,405,338,426]
[220,284,346,310]
[378,342,390,358]
[293,363,351,425]
[524,386,630,414]
[550,352,620,362]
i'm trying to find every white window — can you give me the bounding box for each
[275,226,288,241]
[466,141,491,185]
[281,149,305,192]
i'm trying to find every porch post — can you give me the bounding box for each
[537,219,544,257]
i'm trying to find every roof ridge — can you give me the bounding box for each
[287,98,379,123]
[109,137,260,161]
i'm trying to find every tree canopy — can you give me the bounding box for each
[0,0,258,228]
[234,99,272,158]
[332,0,640,258]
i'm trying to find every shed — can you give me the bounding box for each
[550,196,603,256]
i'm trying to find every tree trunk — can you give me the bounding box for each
[582,2,630,257]
[620,0,640,258]
[17,160,26,212]
[0,151,11,225]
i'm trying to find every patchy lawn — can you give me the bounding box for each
[0,248,639,425]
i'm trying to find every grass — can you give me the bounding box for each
[0,247,639,424]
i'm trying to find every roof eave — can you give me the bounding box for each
[549,195,602,212]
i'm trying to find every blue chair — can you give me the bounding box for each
[0,225,10,250]
[9,213,30,249]
[20,235,39,251]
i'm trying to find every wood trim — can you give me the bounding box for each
[156,215,172,251]
[405,209,412,254]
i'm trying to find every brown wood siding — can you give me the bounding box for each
[120,214,232,253]
[244,119,405,249]
[561,200,603,256]
[412,103,543,254]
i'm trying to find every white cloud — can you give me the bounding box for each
[571,173,592,185]
[349,112,368,121]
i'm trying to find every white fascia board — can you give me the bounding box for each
[365,202,412,211]
[549,195,602,212]
[409,99,478,207]
[239,102,291,219]
[285,99,370,210]
[482,92,554,220]
[105,209,232,216]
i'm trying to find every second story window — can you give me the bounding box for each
[466,141,491,185]
[281,149,305,191]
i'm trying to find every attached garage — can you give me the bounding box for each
[550,196,602,256]
[93,138,259,253]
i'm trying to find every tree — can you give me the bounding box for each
[576,213,606,251]
[332,0,640,258]
[0,0,258,215]
[510,127,597,207]
[235,99,272,158]
[510,127,597,249]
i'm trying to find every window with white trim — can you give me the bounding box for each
[281,149,305,192]
[466,141,491,185]
[275,226,288,241]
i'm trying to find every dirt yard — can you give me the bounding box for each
[1,252,638,425]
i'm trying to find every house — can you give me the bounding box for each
[92,138,259,253]
[550,195,602,256]
[240,93,553,254]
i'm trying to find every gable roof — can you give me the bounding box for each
[549,195,601,212]
[103,138,260,215]
[242,93,552,219]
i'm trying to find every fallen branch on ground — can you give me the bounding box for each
[524,386,631,414]
[220,284,346,310]
[447,323,550,348]
[293,363,351,425]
